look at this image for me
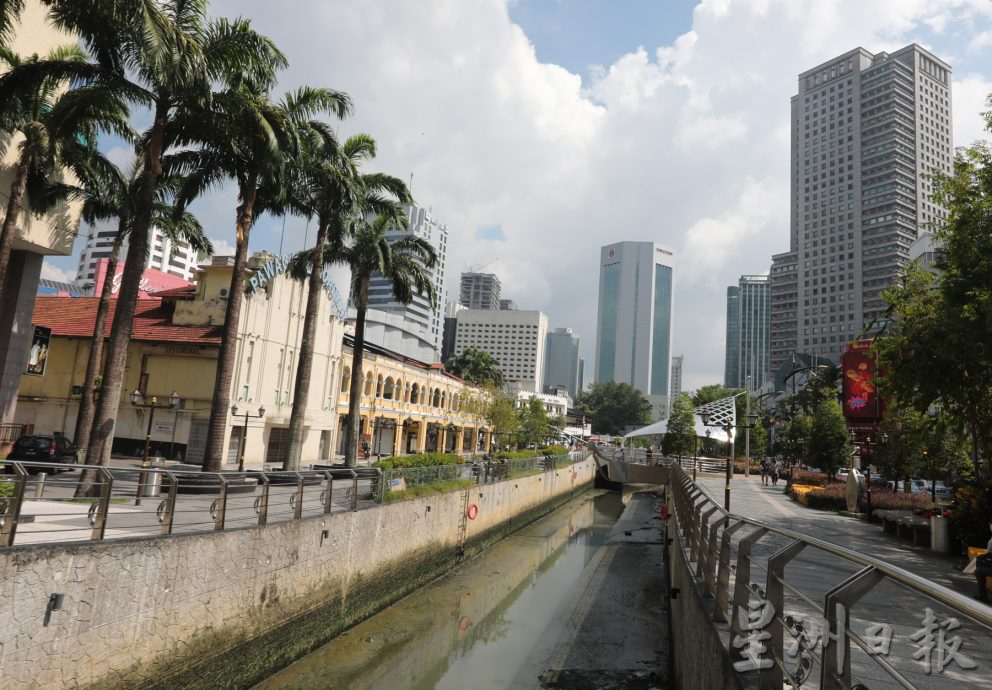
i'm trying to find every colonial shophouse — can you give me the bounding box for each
[15,251,491,467]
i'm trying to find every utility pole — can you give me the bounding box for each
[744,375,751,477]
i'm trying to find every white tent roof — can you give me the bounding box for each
[622,394,741,443]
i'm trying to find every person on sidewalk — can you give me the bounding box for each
[760,458,770,486]
[966,526,992,603]
[771,460,780,486]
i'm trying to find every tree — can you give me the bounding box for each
[0,43,129,302]
[807,399,852,477]
[341,213,437,467]
[780,414,811,465]
[745,419,768,459]
[445,346,504,387]
[485,386,519,451]
[575,381,651,435]
[518,396,549,448]
[548,413,565,443]
[662,394,696,459]
[51,1,285,483]
[283,130,410,470]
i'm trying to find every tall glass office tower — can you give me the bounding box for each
[594,242,676,420]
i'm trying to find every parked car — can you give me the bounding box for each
[5,435,78,472]
[836,468,865,487]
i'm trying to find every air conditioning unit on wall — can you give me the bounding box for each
[219,288,229,299]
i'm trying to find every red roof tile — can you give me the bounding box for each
[32,297,222,345]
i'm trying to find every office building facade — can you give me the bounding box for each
[772,45,952,366]
[725,275,771,391]
[453,308,549,393]
[543,327,581,399]
[363,205,448,356]
[670,354,683,407]
[594,241,675,419]
[77,226,199,285]
[459,272,501,310]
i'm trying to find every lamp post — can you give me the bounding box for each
[131,390,180,467]
[701,409,758,513]
[231,403,265,472]
[849,430,888,520]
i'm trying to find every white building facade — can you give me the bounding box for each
[594,242,675,420]
[453,308,549,393]
[77,225,199,285]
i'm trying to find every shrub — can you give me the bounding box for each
[492,450,539,460]
[538,444,569,456]
[951,481,992,547]
[0,477,13,513]
[373,452,462,469]
[790,469,829,487]
[862,491,933,512]
[790,483,820,504]
[804,484,847,511]
[383,479,475,502]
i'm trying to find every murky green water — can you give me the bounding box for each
[254,491,624,690]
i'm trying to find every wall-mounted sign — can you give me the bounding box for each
[246,254,348,319]
[25,326,52,376]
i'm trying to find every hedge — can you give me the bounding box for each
[372,452,462,469]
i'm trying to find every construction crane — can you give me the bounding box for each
[464,259,497,274]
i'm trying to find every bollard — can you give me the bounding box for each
[34,472,47,499]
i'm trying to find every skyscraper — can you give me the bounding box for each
[771,45,952,371]
[594,242,675,419]
[725,276,771,390]
[76,226,199,284]
[724,286,740,388]
[670,354,683,405]
[544,327,581,399]
[459,272,501,310]
[453,308,548,393]
[364,205,448,354]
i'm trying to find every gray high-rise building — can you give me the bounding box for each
[724,286,740,388]
[594,241,675,420]
[544,327,581,399]
[363,205,448,355]
[670,354,683,406]
[771,44,952,371]
[459,272,501,310]
[726,276,770,391]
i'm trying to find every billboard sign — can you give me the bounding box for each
[842,341,882,420]
[92,259,192,298]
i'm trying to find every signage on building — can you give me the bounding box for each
[25,326,51,376]
[92,259,193,298]
[155,423,174,435]
[246,254,348,319]
[842,340,883,421]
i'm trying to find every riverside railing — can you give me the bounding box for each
[380,451,587,491]
[0,461,382,548]
[668,461,992,689]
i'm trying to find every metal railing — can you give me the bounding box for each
[668,461,992,689]
[1,450,590,547]
[0,460,382,547]
[381,451,586,491]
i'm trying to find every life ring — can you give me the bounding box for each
[458,615,472,634]
[466,503,479,520]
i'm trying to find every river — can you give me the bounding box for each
[254,490,625,689]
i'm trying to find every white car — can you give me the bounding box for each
[836,468,866,487]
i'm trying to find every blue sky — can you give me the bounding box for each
[40,0,992,391]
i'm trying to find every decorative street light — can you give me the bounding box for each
[231,402,266,472]
[700,409,758,513]
[131,390,180,467]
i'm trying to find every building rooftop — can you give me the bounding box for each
[31,297,222,345]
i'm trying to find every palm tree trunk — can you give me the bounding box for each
[0,159,29,300]
[344,280,369,468]
[202,183,257,472]
[77,114,165,496]
[284,219,328,470]
[73,222,124,459]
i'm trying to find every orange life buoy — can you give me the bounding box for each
[458,615,471,634]
[467,503,479,520]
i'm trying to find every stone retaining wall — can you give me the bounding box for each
[0,457,595,689]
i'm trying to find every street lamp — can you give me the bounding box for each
[131,390,180,467]
[849,430,888,520]
[700,409,758,513]
[231,402,265,472]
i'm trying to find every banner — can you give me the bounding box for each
[842,345,880,420]
[25,326,52,376]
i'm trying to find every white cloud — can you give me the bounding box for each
[953,73,992,147]
[197,0,992,391]
[40,260,75,283]
[208,237,237,258]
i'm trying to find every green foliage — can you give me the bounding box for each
[383,479,475,503]
[746,420,768,458]
[517,395,550,447]
[539,444,568,456]
[780,415,811,464]
[662,394,696,459]
[952,481,992,547]
[807,399,851,477]
[803,484,847,512]
[0,477,13,513]
[492,449,540,460]
[445,346,505,386]
[485,387,520,447]
[575,381,652,434]
[373,452,462,469]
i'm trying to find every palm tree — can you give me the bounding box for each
[283,133,411,470]
[171,84,350,472]
[0,42,129,301]
[341,213,438,467]
[445,346,505,387]
[44,1,286,480]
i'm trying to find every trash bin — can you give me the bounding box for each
[931,515,953,553]
[139,470,163,498]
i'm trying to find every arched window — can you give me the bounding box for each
[452,393,459,411]
[411,383,419,405]
[384,376,395,400]
[432,388,441,407]
[340,366,350,394]
[441,391,446,409]
[364,371,373,396]
[403,382,410,402]
[376,374,384,398]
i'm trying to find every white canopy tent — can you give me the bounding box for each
[622,394,742,444]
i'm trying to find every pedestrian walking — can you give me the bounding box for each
[760,458,770,486]
[771,460,781,486]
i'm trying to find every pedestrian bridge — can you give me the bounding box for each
[592,446,670,485]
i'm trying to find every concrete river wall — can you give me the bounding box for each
[0,456,595,689]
